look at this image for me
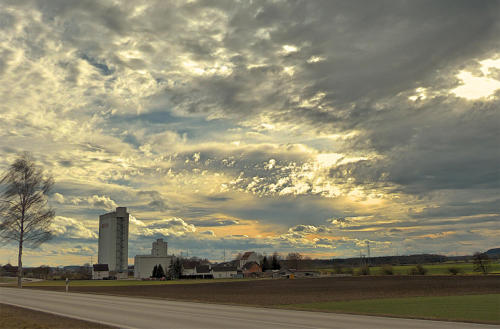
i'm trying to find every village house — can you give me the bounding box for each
[242,261,262,278]
[92,264,109,280]
[212,265,238,279]
[238,251,260,268]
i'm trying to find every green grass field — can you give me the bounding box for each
[282,294,500,324]
[0,277,17,283]
[321,261,500,275]
[16,277,255,287]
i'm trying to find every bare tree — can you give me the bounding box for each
[286,252,303,270]
[473,252,490,274]
[0,153,55,288]
[271,252,281,270]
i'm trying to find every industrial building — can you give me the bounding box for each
[98,207,129,279]
[134,238,174,279]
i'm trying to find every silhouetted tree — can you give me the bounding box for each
[261,256,270,271]
[168,257,182,280]
[473,252,490,274]
[271,252,281,270]
[157,264,165,278]
[0,153,55,288]
[152,264,158,278]
[286,252,303,270]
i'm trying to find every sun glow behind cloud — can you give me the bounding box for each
[452,57,500,99]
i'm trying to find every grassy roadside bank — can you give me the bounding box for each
[0,303,116,329]
[279,294,500,324]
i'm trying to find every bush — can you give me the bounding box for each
[357,265,370,276]
[333,265,343,274]
[447,267,461,275]
[381,265,394,275]
[473,252,490,274]
[409,264,427,275]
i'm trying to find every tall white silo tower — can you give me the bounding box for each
[98,207,129,279]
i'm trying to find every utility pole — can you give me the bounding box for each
[366,241,370,266]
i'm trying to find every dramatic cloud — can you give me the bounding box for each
[1,0,499,265]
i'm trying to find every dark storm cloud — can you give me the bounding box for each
[329,98,500,195]
[151,0,500,119]
[411,199,500,219]
[342,215,500,232]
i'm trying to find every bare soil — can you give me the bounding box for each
[0,303,116,329]
[25,275,500,306]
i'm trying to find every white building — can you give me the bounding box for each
[92,264,109,280]
[212,266,238,279]
[98,207,129,279]
[134,239,174,279]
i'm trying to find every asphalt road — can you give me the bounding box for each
[0,287,495,329]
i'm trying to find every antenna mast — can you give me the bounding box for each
[366,241,370,266]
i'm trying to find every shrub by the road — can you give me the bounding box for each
[357,265,370,276]
[409,264,428,275]
[381,265,394,275]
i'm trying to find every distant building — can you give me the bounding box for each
[242,261,262,277]
[152,238,168,256]
[92,264,109,280]
[181,262,214,279]
[181,261,197,276]
[239,251,260,269]
[98,207,129,279]
[195,265,213,279]
[134,239,174,279]
[212,265,238,279]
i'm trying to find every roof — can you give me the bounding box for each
[93,264,109,271]
[196,265,211,274]
[242,261,261,271]
[212,266,237,272]
[223,260,240,267]
[241,251,256,260]
[182,261,198,269]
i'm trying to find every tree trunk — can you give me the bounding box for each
[17,236,23,288]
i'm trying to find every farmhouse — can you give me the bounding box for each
[92,264,109,280]
[212,265,238,278]
[242,261,262,278]
[239,251,260,268]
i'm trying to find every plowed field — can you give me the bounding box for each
[25,275,500,305]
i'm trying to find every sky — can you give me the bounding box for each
[0,0,499,266]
